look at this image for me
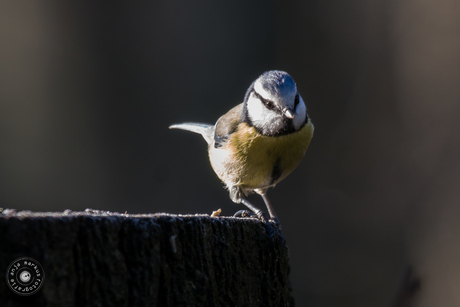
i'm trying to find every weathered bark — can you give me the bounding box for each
[0,209,293,307]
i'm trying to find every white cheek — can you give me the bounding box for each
[292,97,307,130]
[246,96,282,129]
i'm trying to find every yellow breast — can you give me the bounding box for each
[209,120,314,190]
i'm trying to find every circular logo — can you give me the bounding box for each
[5,257,45,296]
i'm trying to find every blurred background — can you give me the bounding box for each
[1,1,459,306]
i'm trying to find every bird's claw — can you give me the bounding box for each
[234,210,280,228]
[256,211,270,224]
[233,210,256,218]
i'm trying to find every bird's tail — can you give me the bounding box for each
[169,122,214,145]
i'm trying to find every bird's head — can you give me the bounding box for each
[243,70,308,136]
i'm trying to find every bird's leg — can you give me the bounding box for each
[259,193,276,219]
[258,190,281,228]
[230,187,269,223]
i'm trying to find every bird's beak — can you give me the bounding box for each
[284,108,295,119]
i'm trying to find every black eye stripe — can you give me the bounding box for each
[252,90,275,109]
[294,93,299,107]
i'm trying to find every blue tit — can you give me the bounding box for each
[170,70,314,225]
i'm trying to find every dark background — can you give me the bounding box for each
[1,1,459,306]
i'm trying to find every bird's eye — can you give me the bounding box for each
[294,94,299,107]
[253,90,275,110]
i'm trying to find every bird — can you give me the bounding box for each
[169,70,314,225]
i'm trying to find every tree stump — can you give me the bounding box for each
[0,209,293,306]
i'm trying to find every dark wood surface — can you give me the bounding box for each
[0,209,293,307]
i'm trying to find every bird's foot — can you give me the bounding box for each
[256,211,270,224]
[233,210,270,224]
[234,210,280,230]
[233,210,256,218]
